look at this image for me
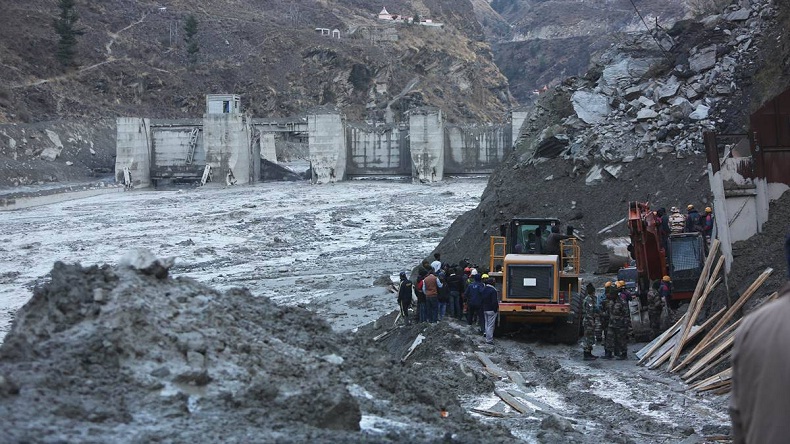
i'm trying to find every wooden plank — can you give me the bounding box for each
[471,408,506,418]
[508,389,559,414]
[674,318,742,373]
[681,334,734,380]
[689,367,732,391]
[401,333,425,362]
[637,313,687,365]
[668,241,721,369]
[495,389,532,414]
[695,267,773,352]
[476,352,508,379]
[645,329,684,368]
[373,328,395,342]
[507,371,533,393]
[684,350,731,384]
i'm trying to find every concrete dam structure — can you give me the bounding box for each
[115,95,526,187]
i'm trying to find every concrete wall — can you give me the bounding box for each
[151,127,204,167]
[345,123,409,176]
[511,110,529,149]
[444,124,508,174]
[204,114,253,185]
[308,111,346,184]
[409,108,444,182]
[115,117,152,187]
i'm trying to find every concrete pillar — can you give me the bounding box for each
[410,107,444,182]
[707,164,732,274]
[308,110,346,184]
[115,117,152,188]
[261,133,277,163]
[203,114,252,185]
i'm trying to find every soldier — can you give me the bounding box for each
[607,289,630,360]
[602,284,616,359]
[646,281,664,339]
[582,283,598,360]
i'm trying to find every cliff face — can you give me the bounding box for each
[435,0,790,273]
[0,0,513,125]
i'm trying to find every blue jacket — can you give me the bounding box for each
[482,285,499,312]
[467,281,485,306]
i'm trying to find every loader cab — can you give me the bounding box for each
[502,217,561,255]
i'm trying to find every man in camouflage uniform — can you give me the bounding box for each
[606,288,630,360]
[646,281,664,340]
[595,282,611,343]
[582,283,598,360]
[601,284,616,359]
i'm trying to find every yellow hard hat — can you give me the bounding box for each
[687,204,694,210]
[604,281,611,288]
[616,280,624,288]
[481,273,489,279]
[663,275,671,282]
[705,207,712,213]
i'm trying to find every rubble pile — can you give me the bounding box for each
[0,253,513,442]
[517,0,776,184]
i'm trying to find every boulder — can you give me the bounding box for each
[637,108,658,121]
[689,45,717,73]
[40,130,64,161]
[689,104,710,120]
[726,8,751,21]
[603,164,623,179]
[585,165,604,185]
[601,57,658,87]
[571,91,611,124]
[623,86,643,101]
[655,76,680,102]
[669,97,694,117]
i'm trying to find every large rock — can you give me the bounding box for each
[655,76,680,102]
[669,97,694,118]
[40,130,64,161]
[585,165,604,185]
[571,91,611,124]
[601,57,659,87]
[689,45,717,73]
[726,8,751,21]
[637,108,658,121]
[689,104,710,120]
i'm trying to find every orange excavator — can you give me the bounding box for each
[627,201,706,305]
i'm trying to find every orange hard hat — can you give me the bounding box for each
[604,281,611,288]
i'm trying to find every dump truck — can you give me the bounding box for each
[488,217,582,344]
[627,201,706,306]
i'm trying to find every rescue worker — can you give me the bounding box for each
[397,272,413,325]
[598,281,613,346]
[544,225,573,256]
[659,275,672,307]
[582,283,598,360]
[415,270,428,323]
[594,283,609,343]
[446,267,464,320]
[608,289,630,360]
[669,206,685,234]
[482,276,499,344]
[685,205,701,233]
[646,281,664,340]
[602,286,617,359]
[702,207,714,249]
[466,271,484,328]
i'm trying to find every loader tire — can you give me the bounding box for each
[553,292,583,345]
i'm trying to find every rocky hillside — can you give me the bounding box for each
[486,0,708,103]
[436,0,790,289]
[0,0,512,124]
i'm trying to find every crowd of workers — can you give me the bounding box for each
[656,204,715,249]
[397,254,500,344]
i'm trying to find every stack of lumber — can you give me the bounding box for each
[636,239,777,394]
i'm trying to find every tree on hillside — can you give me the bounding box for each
[53,0,84,68]
[184,14,199,65]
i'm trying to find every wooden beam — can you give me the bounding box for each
[675,318,741,373]
[697,267,773,351]
[471,408,506,418]
[507,371,533,393]
[684,350,731,384]
[495,389,532,414]
[637,313,687,365]
[689,367,732,391]
[680,333,734,380]
[476,352,507,378]
[401,333,425,362]
[668,240,720,369]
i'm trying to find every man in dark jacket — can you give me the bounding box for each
[685,205,701,233]
[730,234,790,444]
[482,276,499,344]
[466,272,484,328]
[544,225,573,256]
[397,272,413,325]
[446,268,464,320]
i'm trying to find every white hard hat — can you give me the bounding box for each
[470,269,478,276]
